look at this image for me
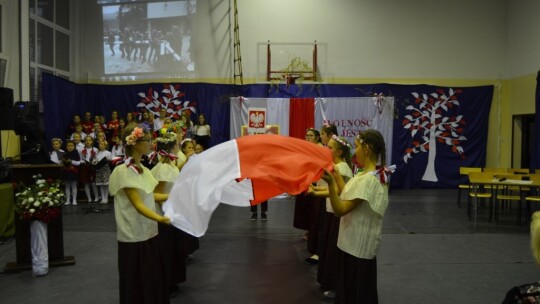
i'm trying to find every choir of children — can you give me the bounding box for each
[52,109,205,204]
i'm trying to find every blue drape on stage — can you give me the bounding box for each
[43,74,493,188]
[42,73,241,148]
[534,71,540,171]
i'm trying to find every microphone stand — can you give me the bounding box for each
[0,145,44,182]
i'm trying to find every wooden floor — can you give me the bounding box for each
[0,188,537,304]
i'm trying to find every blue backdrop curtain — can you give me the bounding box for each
[534,71,540,171]
[42,73,241,148]
[43,74,493,188]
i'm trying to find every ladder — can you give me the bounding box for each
[233,0,243,85]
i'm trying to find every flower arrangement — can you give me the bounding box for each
[156,128,177,144]
[125,127,145,146]
[14,174,65,223]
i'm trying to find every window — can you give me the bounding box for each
[29,0,70,108]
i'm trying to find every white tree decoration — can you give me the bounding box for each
[137,84,197,119]
[402,88,466,182]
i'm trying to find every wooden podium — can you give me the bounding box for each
[4,164,75,272]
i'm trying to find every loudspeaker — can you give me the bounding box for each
[0,87,14,130]
[14,101,39,136]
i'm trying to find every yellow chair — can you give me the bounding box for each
[525,174,540,222]
[507,169,531,193]
[495,174,530,225]
[467,172,495,227]
[457,167,482,208]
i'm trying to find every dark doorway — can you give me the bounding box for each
[512,114,536,169]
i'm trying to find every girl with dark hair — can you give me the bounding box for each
[320,123,338,146]
[151,129,187,295]
[293,128,323,238]
[193,114,211,149]
[62,140,81,206]
[305,124,339,265]
[309,135,353,299]
[179,138,199,257]
[322,129,392,304]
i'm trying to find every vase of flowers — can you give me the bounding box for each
[14,174,65,276]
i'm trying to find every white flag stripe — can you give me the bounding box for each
[163,140,242,237]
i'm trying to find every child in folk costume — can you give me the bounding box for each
[293,128,323,239]
[72,132,84,151]
[308,135,353,299]
[70,124,87,142]
[99,115,108,133]
[109,125,170,304]
[49,138,64,164]
[79,135,100,202]
[107,110,120,140]
[306,123,338,265]
[66,114,81,139]
[62,140,81,205]
[81,111,94,135]
[180,138,195,160]
[88,123,101,140]
[117,118,126,142]
[111,135,125,158]
[178,138,199,256]
[322,129,394,304]
[95,131,107,147]
[95,140,112,204]
[175,138,192,171]
[194,143,204,154]
[150,129,187,293]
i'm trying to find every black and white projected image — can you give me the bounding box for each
[102,0,196,75]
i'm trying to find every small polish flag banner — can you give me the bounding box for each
[163,134,333,237]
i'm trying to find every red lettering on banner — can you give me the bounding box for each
[327,118,373,128]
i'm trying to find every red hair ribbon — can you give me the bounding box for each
[158,150,178,161]
[147,151,157,164]
[372,165,396,184]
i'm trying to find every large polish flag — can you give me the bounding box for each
[162,134,333,237]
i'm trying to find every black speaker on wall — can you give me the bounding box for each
[14,101,39,136]
[0,87,15,130]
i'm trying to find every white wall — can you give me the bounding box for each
[2,0,21,95]
[505,0,540,78]
[74,0,510,83]
[238,0,506,81]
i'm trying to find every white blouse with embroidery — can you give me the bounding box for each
[109,164,159,242]
[337,171,389,259]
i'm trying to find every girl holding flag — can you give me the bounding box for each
[322,129,393,304]
[109,124,171,304]
[150,128,187,294]
[309,135,353,299]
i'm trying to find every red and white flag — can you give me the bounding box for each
[163,134,333,237]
